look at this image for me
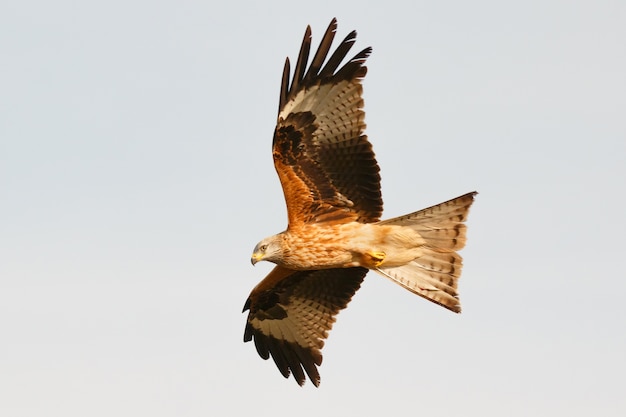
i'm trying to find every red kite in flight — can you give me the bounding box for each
[243,18,477,386]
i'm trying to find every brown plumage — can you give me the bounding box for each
[243,18,477,387]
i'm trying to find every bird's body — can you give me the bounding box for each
[256,222,426,270]
[242,18,477,387]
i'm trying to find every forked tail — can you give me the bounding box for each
[375,192,477,313]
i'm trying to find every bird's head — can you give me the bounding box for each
[251,235,283,265]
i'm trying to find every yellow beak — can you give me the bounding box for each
[251,252,263,265]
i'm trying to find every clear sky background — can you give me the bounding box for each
[1,1,625,416]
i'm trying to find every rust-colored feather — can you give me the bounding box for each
[273,18,382,228]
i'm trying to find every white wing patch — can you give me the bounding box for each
[279,80,364,147]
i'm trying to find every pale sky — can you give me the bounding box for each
[1,1,625,416]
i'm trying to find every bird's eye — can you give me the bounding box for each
[260,244,268,252]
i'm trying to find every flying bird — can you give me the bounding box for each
[243,18,477,387]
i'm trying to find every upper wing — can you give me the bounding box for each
[243,265,367,386]
[272,18,383,227]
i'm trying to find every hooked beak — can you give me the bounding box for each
[251,253,262,265]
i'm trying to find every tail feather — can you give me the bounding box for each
[376,192,477,313]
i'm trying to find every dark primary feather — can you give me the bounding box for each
[279,19,368,111]
[273,18,383,225]
[243,266,367,386]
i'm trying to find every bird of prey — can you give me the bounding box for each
[243,18,477,387]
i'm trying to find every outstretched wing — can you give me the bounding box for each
[243,266,367,386]
[272,18,383,227]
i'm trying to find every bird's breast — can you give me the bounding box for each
[279,223,391,270]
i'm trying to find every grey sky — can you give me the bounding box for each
[1,1,625,416]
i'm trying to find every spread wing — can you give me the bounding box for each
[272,18,383,226]
[243,266,367,386]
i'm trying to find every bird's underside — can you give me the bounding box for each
[242,18,477,387]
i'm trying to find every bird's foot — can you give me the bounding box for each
[365,251,386,268]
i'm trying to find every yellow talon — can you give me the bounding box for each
[366,251,386,267]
